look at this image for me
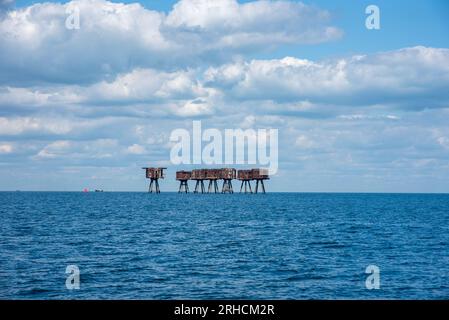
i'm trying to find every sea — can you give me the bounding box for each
[0,192,448,299]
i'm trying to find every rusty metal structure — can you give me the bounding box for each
[142,167,268,193]
[237,168,270,194]
[191,169,207,193]
[143,167,166,193]
[220,168,236,193]
[238,169,253,193]
[175,168,237,193]
[251,168,269,194]
[176,170,191,193]
[205,169,221,193]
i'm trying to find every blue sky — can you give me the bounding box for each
[1,0,449,192]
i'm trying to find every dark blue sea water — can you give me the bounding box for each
[0,192,448,299]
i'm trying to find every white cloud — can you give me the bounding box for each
[0,0,168,84]
[0,143,12,153]
[437,137,449,149]
[164,0,341,46]
[338,114,400,121]
[125,143,146,155]
[0,0,341,85]
[171,98,214,117]
[35,138,119,159]
[36,140,71,158]
[204,47,449,108]
[0,117,74,135]
[3,46,447,119]
[86,68,210,103]
[0,86,82,106]
[240,115,256,129]
[0,116,127,141]
[0,67,220,117]
[295,135,315,149]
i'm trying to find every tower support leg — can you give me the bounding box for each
[194,180,199,193]
[179,180,189,193]
[207,180,212,193]
[200,180,205,193]
[155,179,160,193]
[222,179,234,193]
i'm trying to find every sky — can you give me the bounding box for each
[0,0,449,192]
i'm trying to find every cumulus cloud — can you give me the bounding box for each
[0,0,167,85]
[0,0,341,85]
[164,0,341,47]
[204,47,449,109]
[2,46,447,119]
[0,68,222,119]
[86,68,214,104]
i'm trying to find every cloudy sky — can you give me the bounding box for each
[0,0,449,192]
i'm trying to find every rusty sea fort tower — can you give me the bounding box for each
[143,168,269,194]
[142,167,166,193]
